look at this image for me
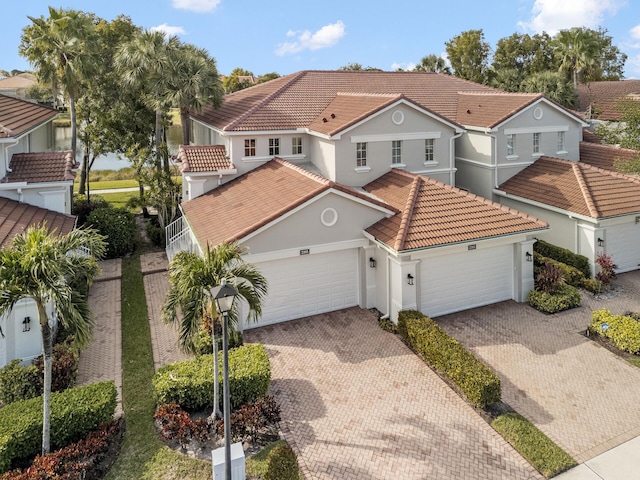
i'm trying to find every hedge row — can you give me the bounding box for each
[591,309,640,355]
[534,239,591,278]
[527,284,582,314]
[533,252,586,288]
[397,310,501,408]
[0,381,117,473]
[153,343,270,411]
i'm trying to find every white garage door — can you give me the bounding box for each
[607,222,640,273]
[420,245,514,317]
[246,249,359,329]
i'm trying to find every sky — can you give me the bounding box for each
[2,0,640,78]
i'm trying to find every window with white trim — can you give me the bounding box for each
[425,138,434,162]
[507,134,515,156]
[557,131,565,152]
[244,138,256,157]
[268,138,280,156]
[356,142,367,167]
[533,132,541,154]
[392,140,402,164]
[292,137,303,155]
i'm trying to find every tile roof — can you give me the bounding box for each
[577,80,640,121]
[0,94,57,138]
[455,92,544,128]
[193,70,531,134]
[0,75,36,90]
[182,158,395,247]
[582,128,602,144]
[0,196,76,248]
[498,156,640,219]
[176,145,234,173]
[3,151,76,183]
[579,142,639,173]
[364,169,547,252]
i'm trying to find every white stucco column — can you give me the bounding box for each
[389,257,420,323]
[363,245,377,309]
[516,239,536,302]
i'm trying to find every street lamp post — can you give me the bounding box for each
[212,278,238,480]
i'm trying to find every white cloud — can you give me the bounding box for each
[275,21,345,56]
[172,0,220,13]
[391,62,416,71]
[627,53,640,79]
[518,0,623,35]
[150,23,186,36]
[631,24,640,40]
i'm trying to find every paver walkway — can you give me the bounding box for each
[436,271,640,464]
[245,308,542,480]
[76,259,123,416]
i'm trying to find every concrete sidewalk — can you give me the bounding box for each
[556,436,640,479]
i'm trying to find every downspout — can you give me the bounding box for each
[384,252,392,321]
[17,188,23,203]
[4,139,19,173]
[485,131,498,189]
[449,131,464,185]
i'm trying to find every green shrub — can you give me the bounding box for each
[145,216,165,247]
[0,360,40,405]
[534,253,586,288]
[492,413,576,478]
[527,284,581,314]
[86,207,136,259]
[193,327,243,356]
[397,310,501,408]
[581,277,603,294]
[534,239,591,278]
[153,343,270,411]
[0,381,117,473]
[591,309,640,354]
[72,194,109,226]
[264,442,300,480]
[32,340,79,394]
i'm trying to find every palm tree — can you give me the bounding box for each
[19,7,98,162]
[162,242,268,419]
[554,27,599,88]
[414,54,451,74]
[165,43,224,145]
[0,225,106,454]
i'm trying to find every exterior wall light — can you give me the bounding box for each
[22,316,31,332]
[526,252,533,262]
[369,257,377,268]
[597,237,604,247]
[407,273,414,285]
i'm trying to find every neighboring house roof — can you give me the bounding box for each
[0,75,36,90]
[582,128,602,144]
[2,151,76,183]
[364,169,547,252]
[176,145,234,173]
[193,70,543,134]
[0,197,75,248]
[182,158,396,247]
[499,156,640,219]
[456,92,543,129]
[0,94,57,139]
[579,142,639,173]
[577,80,640,121]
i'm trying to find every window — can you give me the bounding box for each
[269,138,280,156]
[507,134,515,156]
[244,138,256,157]
[557,131,565,152]
[425,138,434,162]
[356,142,367,167]
[533,132,541,154]
[292,137,303,155]
[392,140,402,164]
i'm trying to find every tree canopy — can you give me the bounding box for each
[445,29,491,84]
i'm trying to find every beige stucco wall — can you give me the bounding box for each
[243,191,388,255]
[28,123,54,151]
[308,137,336,180]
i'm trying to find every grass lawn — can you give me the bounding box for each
[78,179,139,191]
[97,191,140,211]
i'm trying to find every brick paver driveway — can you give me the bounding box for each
[246,307,541,480]
[436,271,640,464]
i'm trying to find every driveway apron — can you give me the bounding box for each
[436,271,640,463]
[246,307,541,480]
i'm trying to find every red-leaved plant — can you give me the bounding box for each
[595,253,617,286]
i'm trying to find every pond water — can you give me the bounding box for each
[54,124,183,171]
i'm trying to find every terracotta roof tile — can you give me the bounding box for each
[365,169,547,251]
[182,158,395,248]
[0,94,57,138]
[499,156,640,218]
[577,80,640,120]
[455,92,544,128]
[579,142,639,173]
[0,197,76,248]
[176,145,234,173]
[3,151,76,183]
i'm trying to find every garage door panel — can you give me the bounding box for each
[607,223,640,273]
[248,249,358,328]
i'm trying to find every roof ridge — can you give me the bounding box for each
[581,140,640,156]
[394,174,422,251]
[273,157,331,186]
[224,72,306,131]
[571,161,600,218]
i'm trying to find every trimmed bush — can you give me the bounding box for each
[0,361,40,405]
[153,343,270,411]
[86,207,136,259]
[145,216,165,247]
[591,309,640,355]
[194,326,243,356]
[264,442,300,480]
[397,310,501,408]
[534,239,591,278]
[527,284,581,314]
[534,253,585,288]
[492,413,576,478]
[72,194,109,226]
[0,381,117,473]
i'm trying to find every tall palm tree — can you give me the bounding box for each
[0,225,106,454]
[414,54,451,74]
[19,7,98,162]
[162,242,268,418]
[554,27,599,88]
[164,43,224,145]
